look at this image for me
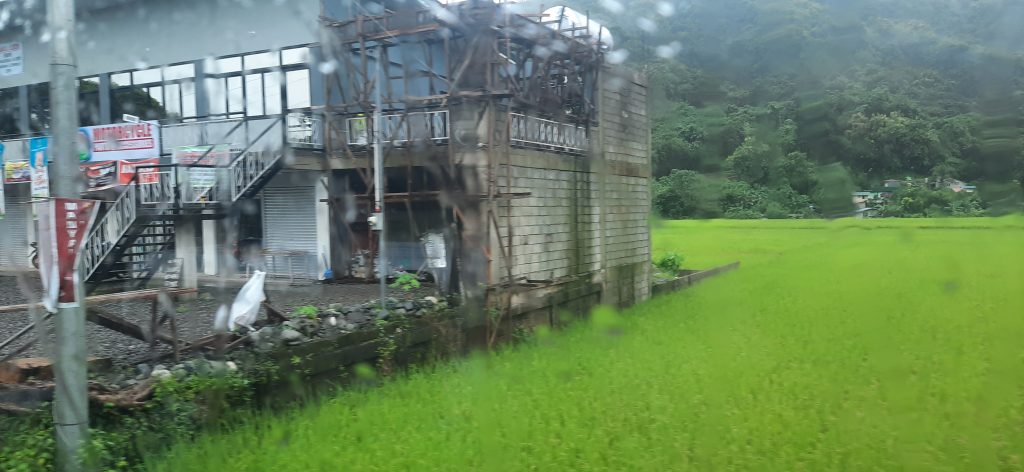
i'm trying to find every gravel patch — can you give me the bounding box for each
[0,275,433,365]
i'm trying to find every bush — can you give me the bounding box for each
[654,253,685,274]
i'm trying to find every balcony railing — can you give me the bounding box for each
[346,110,450,147]
[509,113,588,154]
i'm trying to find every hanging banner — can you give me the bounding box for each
[173,144,232,166]
[118,158,161,185]
[29,137,49,198]
[80,121,161,162]
[38,198,100,310]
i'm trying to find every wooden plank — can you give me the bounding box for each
[86,308,178,346]
[0,288,197,315]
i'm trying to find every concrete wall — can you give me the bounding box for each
[490,66,652,315]
[0,0,318,88]
[596,70,653,307]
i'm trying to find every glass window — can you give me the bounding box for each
[227,76,244,114]
[215,57,242,74]
[78,78,101,126]
[165,83,182,118]
[163,63,195,80]
[244,51,278,70]
[132,67,162,84]
[245,74,264,116]
[282,47,310,66]
[181,81,197,118]
[286,69,311,109]
[0,87,21,137]
[264,72,282,115]
[110,72,130,86]
[28,83,50,133]
[206,78,227,116]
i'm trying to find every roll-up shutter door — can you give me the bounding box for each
[0,191,30,268]
[262,186,317,278]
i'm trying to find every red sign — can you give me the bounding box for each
[118,158,161,185]
[38,198,99,309]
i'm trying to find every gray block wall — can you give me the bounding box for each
[491,67,652,315]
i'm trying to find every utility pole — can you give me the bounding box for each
[47,0,89,470]
[373,46,387,312]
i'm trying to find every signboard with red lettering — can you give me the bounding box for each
[79,122,161,162]
[38,198,100,310]
[118,158,161,185]
[0,42,23,77]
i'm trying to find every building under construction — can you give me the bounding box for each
[0,0,651,325]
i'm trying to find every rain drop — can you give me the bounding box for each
[318,60,338,74]
[636,18,657,33]
[605,49,629,65]
[599,0,624,15]
[656,1,675,17]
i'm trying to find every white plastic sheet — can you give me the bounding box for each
[214,270,267,332]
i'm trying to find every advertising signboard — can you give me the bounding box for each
[79,122,161,162]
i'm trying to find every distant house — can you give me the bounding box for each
[851,191,883,218]
[935,178,977,193]
[883,179,903,189]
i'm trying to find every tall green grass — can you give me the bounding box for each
[155,219,1024,471]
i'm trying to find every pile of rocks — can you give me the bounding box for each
[113,296,449,388]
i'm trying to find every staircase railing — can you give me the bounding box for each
[81,115,287,283]
[82,183,139,281]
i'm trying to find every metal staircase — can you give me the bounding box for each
[81,117,287,291]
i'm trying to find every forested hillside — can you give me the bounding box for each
[569,0,1024,217]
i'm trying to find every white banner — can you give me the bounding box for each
[31,164,49,199]
[0,42,23,77]
[80,121,161,162]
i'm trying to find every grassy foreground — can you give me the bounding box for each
[155,218,1024,471]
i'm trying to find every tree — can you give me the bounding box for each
[652,170,722,219]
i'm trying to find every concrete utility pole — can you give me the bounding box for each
[47,0,89,469]
[373,46,387,310]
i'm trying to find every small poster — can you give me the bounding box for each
[30,164,49,199]
[0,42,23,77]
[82,160,118,191]
[423,233,447,269]
[4,161,30,183]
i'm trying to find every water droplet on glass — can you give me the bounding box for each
[599,0,624,14]
[318,60,338,74]
[636,18,657,33]
[606,49,629,65]
[656,1,675,17]
[655,41,681,59]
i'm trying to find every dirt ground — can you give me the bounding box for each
[0,275,432,365]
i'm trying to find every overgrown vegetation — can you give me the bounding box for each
[151,217,1024,470]
[1,373,254,471]
[571,0,1024,218]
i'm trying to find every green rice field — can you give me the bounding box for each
[156,218,1024,471]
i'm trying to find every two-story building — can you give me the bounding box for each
[1,0,653,319]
